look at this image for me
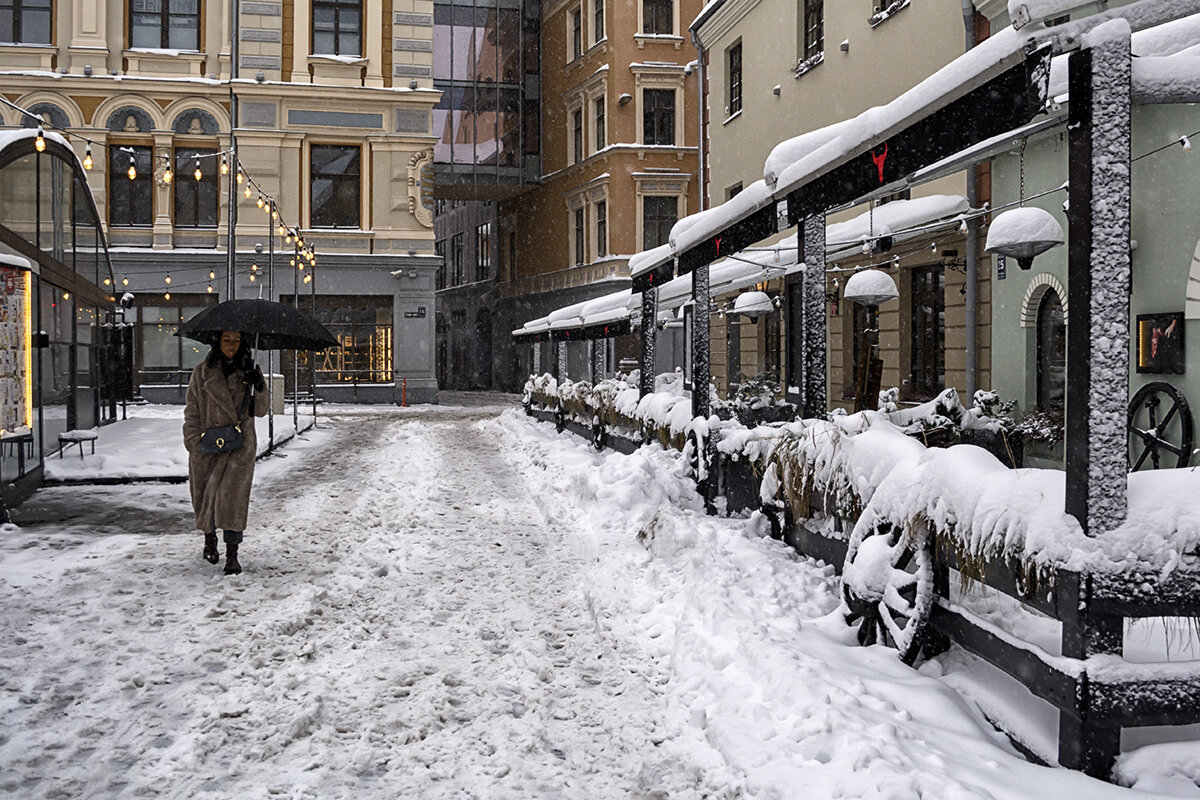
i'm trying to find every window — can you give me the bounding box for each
[313,0,361,56]
[575,8,585,57]
[292,294,393,384]
[643,0,671,34]
[310,144,360,228]
[435,239,446,290]
[909,265,944,401]
[574,208,585,265]
[1,0,51,44]
[596,200,607,258]
[643,89,675,145]
[802,0,823,60]
[475,221,492,282]
[173,147,219,228]
[573,107,584,163]
[451,232,464,284]
[727,318,742,392]
[593,0,604,43]
[728,41,742,117]
[1036,289,1065,412]
[726,182,743,200]
[137,297,213,385]
[642,195,676,250]
[130,0,200,50]
[594,97,606,150]
[109,145,153,227]
[847,302,878,399]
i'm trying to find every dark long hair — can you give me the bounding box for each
[206,333,253,374]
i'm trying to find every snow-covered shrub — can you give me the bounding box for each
[715,372,797,428]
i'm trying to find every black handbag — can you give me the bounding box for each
[197,380,253,455]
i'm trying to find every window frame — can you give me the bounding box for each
[594,96,606,151]
[642,0,672,35]
[574,207,585,265]
[642,88,676,146]
[475,221,492,282]
[309,142,362,230]
[907,264,945,401]
[108,143,154,228]
[451,232,464,285]
[1036,288,1066,413]
[1,0,52,45]
[172,145,220,229]
[312,0,362,57]
[802,0,823,60]
[592,0,605,44]
[641,194,677,251]
[727,40,743,118]
[130,0,201,51]
[570,3,582,60]
[595,199,607,259]
[572,106,584,163]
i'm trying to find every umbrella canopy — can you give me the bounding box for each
[175,299,339,351]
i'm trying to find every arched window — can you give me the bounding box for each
[1036,288,1065,412]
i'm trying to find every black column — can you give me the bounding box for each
[639,287,657,397]
[692,262,711,419]
[802,214,827,419]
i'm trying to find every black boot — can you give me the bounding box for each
[203,531,220,564]
[223,530,243,575]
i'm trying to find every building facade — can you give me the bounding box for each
[694,0,990,408]
[492,0,703,390]
[0,0,442,405]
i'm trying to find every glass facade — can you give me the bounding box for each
[432,0,540,190]
[283,295,394,385]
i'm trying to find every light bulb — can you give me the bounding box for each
[128,155,137,181]
[122,277,129,286]
[83,144,93,171]
[278,224,285,236]
[271,208,277,219]
[236,169,243,184]
[249,274,256,282]
[207,284,213,293]
[165,274,172,284]
[103,278,111,286]
[244,185,252,199]
[257,195,264,208]
[194,159,202,181]
[220,156,229,175]
[1182,135,1193,153]
[285,233,292,244]
[163,167,173,184]
[930,242,938,253]
[165,292,171,300]
[209,270,216,279]
[959,219,968,235]
[35,125,45,152]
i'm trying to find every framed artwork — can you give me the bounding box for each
[1136,311,1185,374]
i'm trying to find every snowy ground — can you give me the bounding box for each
[0,400,1193,798]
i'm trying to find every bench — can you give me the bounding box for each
[58,429,98,459]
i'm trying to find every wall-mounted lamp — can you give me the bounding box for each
[772,85,781,96]
[840,39,850,52]
[618,93,633,107]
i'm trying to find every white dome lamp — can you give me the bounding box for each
[985,206,1065,270]
[732,290,776,320]
[843,269,898,307]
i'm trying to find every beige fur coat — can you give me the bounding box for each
[183,358,270,533]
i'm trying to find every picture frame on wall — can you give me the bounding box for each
[1136,311,1185,374]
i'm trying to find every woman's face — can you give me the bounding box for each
[220,331,241,360]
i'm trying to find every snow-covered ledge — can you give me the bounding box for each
[122,48,206,77]
[307,54,368,86]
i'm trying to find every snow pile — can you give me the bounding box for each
[763,410,1200,577]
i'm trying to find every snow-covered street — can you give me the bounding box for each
[0,400,1187,798]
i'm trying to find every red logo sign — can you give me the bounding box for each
[871,142,889,183]
[3,271,14,295]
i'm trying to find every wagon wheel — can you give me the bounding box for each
[591,417,607,451]
[842,520,934,665]
[554,408,567,433]
[1128,381,1194,470]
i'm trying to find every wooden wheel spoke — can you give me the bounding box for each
[1132,443,1153,471]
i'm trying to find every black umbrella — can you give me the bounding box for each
[175,299,339,351]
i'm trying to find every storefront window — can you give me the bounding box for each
[283,295,393,384]
[137,297,213,386]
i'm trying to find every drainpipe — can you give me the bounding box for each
[962,0,978,401]
[690,3,723,212]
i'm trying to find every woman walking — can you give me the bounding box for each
[183,330,269,574]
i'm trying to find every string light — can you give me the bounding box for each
[127,154,137,181]
[244,184,252,199]
[278,224,285,236]
[161,156,173,184]
[165,292,171,300]
[209,270,216,279]
[220,156,229,175]
[930,242,938,253]
[257,194,265,208]
[1182,135,1193,153]
[122,276,129,286]
[207,284,213,293]
[34,124,45,152]
[193,158,202,182]
[236,168,244,185]
[270,206,277,219]
[164,273,172,284]
[83,143,93,170]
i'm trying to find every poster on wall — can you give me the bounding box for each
[0,266,29,432]
[1136,312,1185,374]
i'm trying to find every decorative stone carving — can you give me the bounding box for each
[407,149,434,228]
